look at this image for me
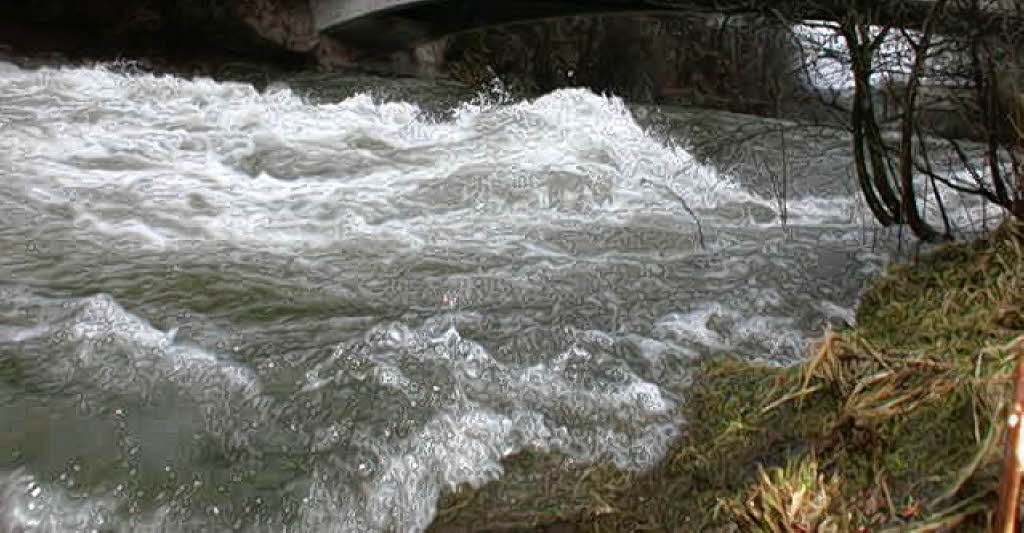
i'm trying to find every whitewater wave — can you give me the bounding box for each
[0,62,893,531]
[0,63,785,257]
[288,318,678,531]
[0,289,677,531]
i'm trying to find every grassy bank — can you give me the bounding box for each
[429,222,1024,532]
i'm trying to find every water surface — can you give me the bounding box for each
[1,63,891,531]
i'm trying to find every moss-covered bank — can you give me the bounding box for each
[428,222,1024,532]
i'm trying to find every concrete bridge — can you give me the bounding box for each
[309,0,1021,53]
[310,0,692,51]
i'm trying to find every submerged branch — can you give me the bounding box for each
[641,177,707,250]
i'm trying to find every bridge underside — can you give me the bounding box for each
[316,0,680,53]
[313,0,1022,54]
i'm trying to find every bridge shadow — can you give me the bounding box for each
[318,0,685,53]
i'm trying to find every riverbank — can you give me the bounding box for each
[429,221,1024,532]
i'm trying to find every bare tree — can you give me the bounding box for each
[838,5,902,227]
[787,0,1022,239]
[895,0,948,240]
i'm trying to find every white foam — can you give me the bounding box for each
[0,470,115,532]
[0,66,764,258]
[0,63,895,532]
[654,300,810,361]
[289,321,677,531]
[0,292,261,432]
[654,305,732,349]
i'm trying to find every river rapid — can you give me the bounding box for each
[0,63,894,531]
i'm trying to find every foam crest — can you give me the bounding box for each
[0,65,763,257]
[286,320,677,531]
[0,291,265,470]
[655,301,806,360]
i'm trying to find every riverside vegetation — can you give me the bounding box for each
[430,220,1024,531]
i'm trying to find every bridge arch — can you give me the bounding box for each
[309,0,1019,54]
[310,0,688,52]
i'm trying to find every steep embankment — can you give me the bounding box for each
[429,222,1024,532]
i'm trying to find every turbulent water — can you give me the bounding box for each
[0,63,893,531]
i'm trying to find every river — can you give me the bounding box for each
[0,62,909,531]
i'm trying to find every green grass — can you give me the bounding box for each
[428,221,1024,532]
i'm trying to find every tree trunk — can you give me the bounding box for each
[842,16,899,226]
[898,1,946,241]
[975,38,1012,206]
[854,21,903,221]
[852,70,897,226]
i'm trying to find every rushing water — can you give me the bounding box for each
[0,62,894,531]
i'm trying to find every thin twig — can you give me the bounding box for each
[642,177,707,250]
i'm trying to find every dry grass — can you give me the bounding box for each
[724,457,844,532]
[724,220,1024,530]
[429,221,1024,532]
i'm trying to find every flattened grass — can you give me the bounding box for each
[429,222,1024,532]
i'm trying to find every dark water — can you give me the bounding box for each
[0,62,899,531]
